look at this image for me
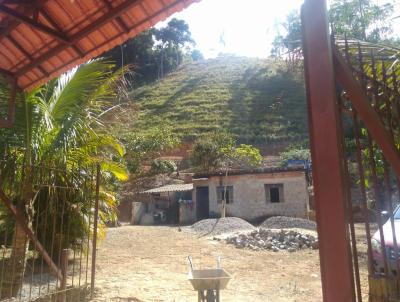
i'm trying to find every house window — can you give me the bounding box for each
[217,186,233,204]
[265,184,284,203]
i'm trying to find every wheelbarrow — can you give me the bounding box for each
[187,256,231,302]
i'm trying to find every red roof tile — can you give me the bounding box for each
[0,0,199,91]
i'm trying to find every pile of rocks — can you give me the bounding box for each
[185,217,256,237]
[260,216,317,230]
[225,229,318,252]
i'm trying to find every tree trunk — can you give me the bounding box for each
[160,48,164,79]
[1,169,33,299]
[0,222,29,298]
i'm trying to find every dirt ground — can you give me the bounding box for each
[90,225,324,302]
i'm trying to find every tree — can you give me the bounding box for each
[105,30,157,85]
[190,132,262,217]
[329,0,393,42]
[103,18,195,84]
[190,131,234,173]
[271,10,302,65]
[0,60,128,298]
[219,144,262,217]
[271,0,395,58]
[280,147,310,167]
[122,127,180,176]
[191,49,204,61]
[154,18,195,78]
[149,159,176,176]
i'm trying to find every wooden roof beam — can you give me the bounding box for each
[39,8,84,57]
[0,4,71,45]
[0,0,49,39]
[6,34,49,77]
[0,0,35,4]
[100,0,130,33]
[16,0,145,77]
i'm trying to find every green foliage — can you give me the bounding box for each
[190,131,261,172]
[280,147,310,166]
[191,49,204,61]
[0,59,129,253]
[271,10,302,58]
[121,127,180,175]
[329,0,394,42]
[104,18,199,85]
[229,144,262,168]
[128,56,308,145]
[149,159,176,175]
[271,0,396,57]
[190,131,234,172]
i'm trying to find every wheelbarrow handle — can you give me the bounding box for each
[187,256,194,271]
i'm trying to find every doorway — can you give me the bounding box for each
[196,186,209,220]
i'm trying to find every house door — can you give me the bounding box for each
[196,186,209,220]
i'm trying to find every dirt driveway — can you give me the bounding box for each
[90,225,323,302]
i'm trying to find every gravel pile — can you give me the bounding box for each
[224,229,318,252]
[261,216,316,230]
[186,217,256,236]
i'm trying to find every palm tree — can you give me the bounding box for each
[0,59,128,298]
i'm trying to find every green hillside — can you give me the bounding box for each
[127,56,308,145]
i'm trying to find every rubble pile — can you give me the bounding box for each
[260,216,316,230]
[185,217,256,236]
[225,229,318,252]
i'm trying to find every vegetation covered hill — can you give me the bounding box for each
[127,56,308,145]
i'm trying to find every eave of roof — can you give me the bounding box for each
[0,0,199,91]
[192,167,306,179]
[142,183,194,193]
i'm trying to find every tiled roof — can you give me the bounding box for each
[0,0,199,91]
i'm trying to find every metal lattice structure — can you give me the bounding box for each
[0,161,100,301]
[302,0,400,301]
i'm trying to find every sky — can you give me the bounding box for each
[158,0,400,59]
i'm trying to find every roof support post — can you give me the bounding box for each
[301,1,355,302]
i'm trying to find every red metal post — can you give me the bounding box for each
[301,1,355,301]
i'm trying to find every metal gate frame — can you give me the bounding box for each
[302,0,400,301]
[0,163,101,301]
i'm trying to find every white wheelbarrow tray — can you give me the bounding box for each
[188,268,231,291]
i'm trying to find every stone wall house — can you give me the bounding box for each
[192,168,310,221]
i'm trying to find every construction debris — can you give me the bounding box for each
[224,229,318,252]
[260,216,316,230]
[184,217,256,236]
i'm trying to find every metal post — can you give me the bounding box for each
[90,164,100,299]
[301,1,355,301]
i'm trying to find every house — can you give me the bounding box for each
[134,183,195,225]
[192,167,310,221]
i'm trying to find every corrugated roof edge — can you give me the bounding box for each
[192,167,306,179]
[141,183,194,193]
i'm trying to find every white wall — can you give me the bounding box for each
[194,171,309,221]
